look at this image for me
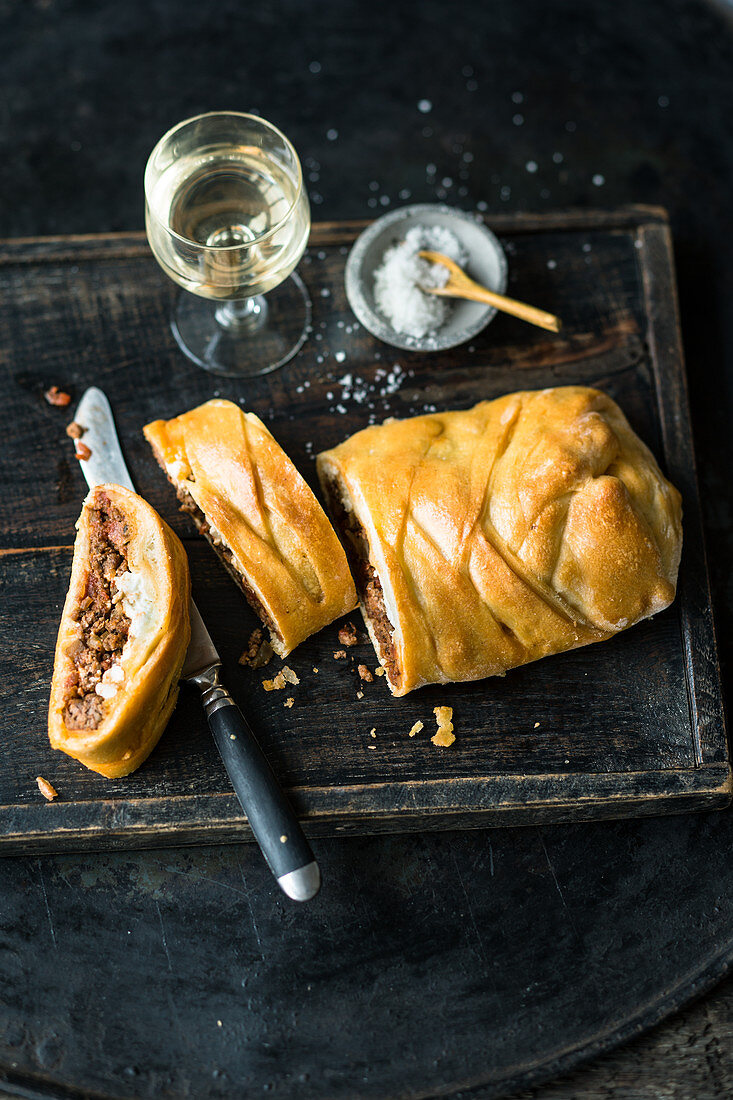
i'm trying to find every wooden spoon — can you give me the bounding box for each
[418,249,562,333]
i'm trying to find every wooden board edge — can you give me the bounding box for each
[2,763,729,854]
[0,786,729,856]
[0,206,670,265]
[638,221,729,767]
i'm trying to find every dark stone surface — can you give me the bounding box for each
[1,0,732,1096]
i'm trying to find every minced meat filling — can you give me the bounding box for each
[324,477,402,687]
[176,483,280,639]
[63,496,131,731]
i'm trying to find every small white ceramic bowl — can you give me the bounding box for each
[344,203,508,352]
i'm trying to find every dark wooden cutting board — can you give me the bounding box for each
[0,207,728,854]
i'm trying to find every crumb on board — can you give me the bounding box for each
[409,720,424,738]
[333,649,347,660]
[370,729,377,738]
[356,690,364,699]
[44,385,71,407]
[238,628,274,669]
[284,697,294,709]
[65,421,84,439]
[36,776,58,801]
[368,745,376,749]
[75,441,92,461]
[263,671,287,691]
[281,666,299,685]
[338,621,359,647]
[374,666,386,677]
[534,721,540,729]
[357,664,373,682]
[313,667,319,674]
[431,706,455,748]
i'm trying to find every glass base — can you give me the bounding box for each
[171,271,311,378]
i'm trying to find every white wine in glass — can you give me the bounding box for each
[145,112,311,377]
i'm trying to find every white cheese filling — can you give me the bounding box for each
[115,568,157,642]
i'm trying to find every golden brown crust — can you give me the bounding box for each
[48,485,191,777]
[143,400,357,657]
[317,386,683,696]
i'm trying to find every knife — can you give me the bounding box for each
[70,387,321,902]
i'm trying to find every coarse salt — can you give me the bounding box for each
[372,224,468,339]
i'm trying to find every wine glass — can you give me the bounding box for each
[145,111,311,377]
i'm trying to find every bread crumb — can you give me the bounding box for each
[338,621,359,647]
[357,664,373,682]
[368,745,376,749]
[333,649,347,659]
[284,697,294,708]
[65,421,84,439]
[281,666,300,685]
[239,628,274,669]
[313,667,319,674]
[75,441,92,461]
[431,706,455,747]
[534,721,540,728]
[36,776,58,801]
[370,729,376,738]
[263,671,287,691]
[374,666,386,677]
[44,385,71,407]
[356,690,364,699]
[409,720,424,738]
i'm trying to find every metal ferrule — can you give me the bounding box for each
[188,662,234,717]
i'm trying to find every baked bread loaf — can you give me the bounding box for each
[317,386,682,696]
[48,485,191,777]
[143,399,357,657]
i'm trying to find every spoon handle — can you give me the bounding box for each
[435,281,561,333]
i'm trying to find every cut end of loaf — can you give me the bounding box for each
[318,467,403,694]
[145,441,289,657]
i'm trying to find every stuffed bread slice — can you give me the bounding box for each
[317,385,683,696]
[143,399,357,657]
[48,484,191,777]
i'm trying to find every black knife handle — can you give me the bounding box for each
[198,670,320,901]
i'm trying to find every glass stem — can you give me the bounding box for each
[215,296,268,334]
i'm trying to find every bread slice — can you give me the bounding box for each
[48,484,191,777]
[144,400,357,657]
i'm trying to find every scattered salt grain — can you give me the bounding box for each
[417,99,432,113]
[526,160,538,174]
[592,174,605,187]
[372,224,468,339]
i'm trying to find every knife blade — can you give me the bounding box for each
[71,387,321,902]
